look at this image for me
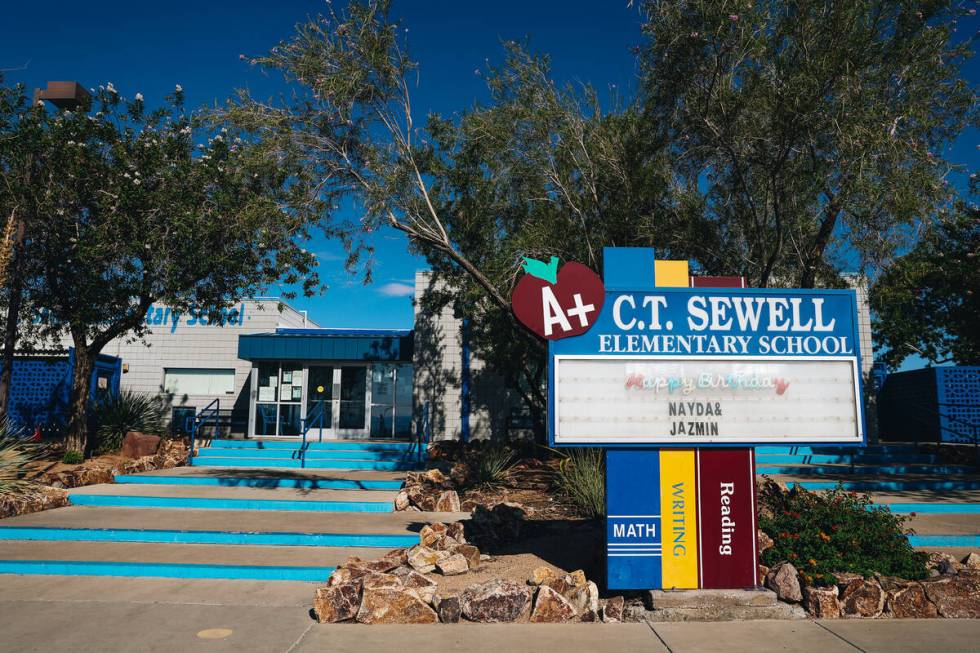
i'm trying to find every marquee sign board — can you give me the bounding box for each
[549,287,865,447]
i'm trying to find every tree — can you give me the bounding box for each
[871,177,979,368]
[223,1,682,435]
[0,80,344,455]
[639,0,976,287]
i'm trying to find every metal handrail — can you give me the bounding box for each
[299,405,326,469]
[189,399,220,460]
[415,401,430,465]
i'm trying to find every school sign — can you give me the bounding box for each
[521,247,865,591]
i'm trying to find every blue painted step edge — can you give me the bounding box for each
[757,465,972,476]
[0,560,334,582]
[0,526,417,548]
[114,474,404,491]
[190,457,419,471]
[67,493,393,513]
[194,450,416,462]
[756,445,928,455]
[757,454,940,464]
[790,480,980,492]
[207,439,416,451]
[908,534,980,547]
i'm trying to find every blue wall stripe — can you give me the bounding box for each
[0,560,333,582]
[0,526,417,548]
[908,534,980,547]
[113,475,404,491]
[68,493,393,513]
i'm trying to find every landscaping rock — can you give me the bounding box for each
[422,468,448,486]
[120,431,161,459]
[407,546,444,573]
[567,569,588,587]
[802,586,841,618]
[446,522,466,543]
[460,579,533,623]
[886,582,939,619]
[922,572,980,618]
[530,586,577,623]
[434,490,461,512]
[530,566,556,586]
[757,529,774,556]
[356,588,438,624]
[361,572,403,591]
[449,463,471,487]
[436,554,469,576]
[454,544,482,570]
[400,569,439,604]
[313,584,360,623]
[327,565,371,587]
[831,571,864,588]
[350,558,400,574]
[436,595,462,623]
[926,552,961,575]
[840,579,884,618]
[962,552,980,570]
[566,581,600,615]
[602,596,625,623]
[578,609,600,622]
[0,485,69,520]
[765,563,802,603]
[541,574,576,596]
[394,491,410,511]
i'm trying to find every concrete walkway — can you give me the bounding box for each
[1,575,978,653]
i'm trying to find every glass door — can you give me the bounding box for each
[253,363,303,437]
[306,366,334,439]
[337,366,368,437]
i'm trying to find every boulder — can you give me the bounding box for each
[454,544,482,571]
[530,586,577,623]
[436,595,462,623]
[567,570,588,588]
[926,552,961,575]
[120,431,161,459]
[831,571,864,588]
[578,609,599,622]
[394,491,410,511]
[407,546,444,573]
[602,596,625,623]
[401,570,438,604]
[446,522,466,543]
[757,529,774,556]
[356,588,439,624]
[530,566,556,586]
[566,581,600,615]
[327,565,371,587]
[922,573,980,618]
[962,552,980,570]
[422,468,448,486]
[802,586,841,618]
[350,558,400,574]
[383,548,409,567]
[765,563,802,603]
[541,574,576,597]
[313,583,361,623]
[436,554,469,576]
[434,490,461,512]
[886,582,938,619]
[449,463,471,487]
[840,579,884,618]
[460,579,533,623]
[361,572,403,591]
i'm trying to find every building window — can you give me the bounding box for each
[164,368,235,396]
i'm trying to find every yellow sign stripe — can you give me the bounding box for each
[654,260,690,288]
[660,449,699,589]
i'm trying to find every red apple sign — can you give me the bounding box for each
[511,257,605,340]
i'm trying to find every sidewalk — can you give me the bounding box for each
[1,575,978,653]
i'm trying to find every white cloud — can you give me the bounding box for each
[376,282,415,297]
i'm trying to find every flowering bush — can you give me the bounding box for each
[759,480,928,585]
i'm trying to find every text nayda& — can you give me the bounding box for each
[600,294,852,356]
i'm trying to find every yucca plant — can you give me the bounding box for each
[0,420,42,499]
[471,443,517,487]
[553,447,606,518]
[91,390,168,454]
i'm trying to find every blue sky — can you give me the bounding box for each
[1,1,976,338]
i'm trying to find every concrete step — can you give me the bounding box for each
[634,589,806,622]
[0,505,468,535]
[116,466,405,491]
[0,540,361,581]
[787,479,980,492]
[67,484,394,513]
[902,512,980,535]
[190,457,418,471]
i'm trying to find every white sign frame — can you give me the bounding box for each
[552,354,863,445]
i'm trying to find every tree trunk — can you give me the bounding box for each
[65,337,94,456]
[0,218,27,420]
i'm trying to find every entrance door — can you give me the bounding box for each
[306,366,334,440]
[336,366,368,438]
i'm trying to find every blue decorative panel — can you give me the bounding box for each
[606,449,662,589]
[936,367,980,444]
[602,247,656,291]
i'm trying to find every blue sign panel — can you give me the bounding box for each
[606,449,662,589]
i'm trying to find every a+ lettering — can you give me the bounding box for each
[566,293,596,327]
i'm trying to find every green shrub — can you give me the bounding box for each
[0,420,42,496]
[759,481,928,585]
[61,450,84,465]
[471,443,517,487]
[91,390,168,454]
[553,447,605,518]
